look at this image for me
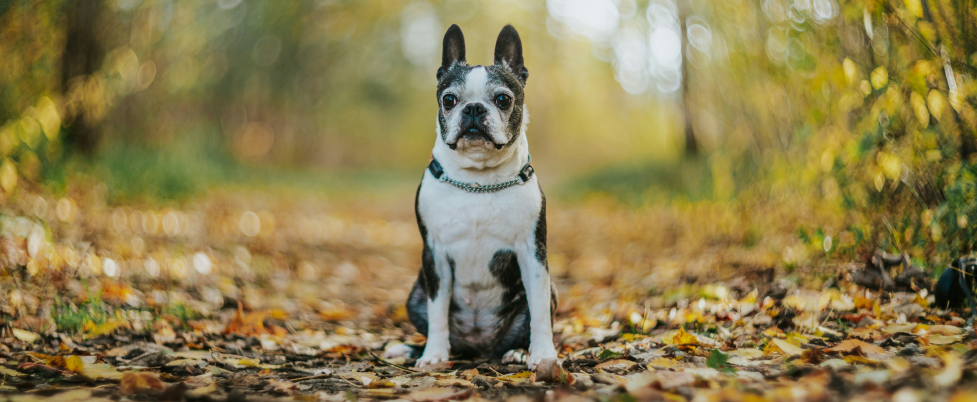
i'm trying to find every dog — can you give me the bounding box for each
[397,24,558,370]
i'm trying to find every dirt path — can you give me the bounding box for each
[0,188,973,401]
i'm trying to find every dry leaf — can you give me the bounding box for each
[934,355,963,387]
[595,359,638,373]
[824,339,885,355]
[766,339,804,356]
[120,372,166,395]
[12,328,39,343]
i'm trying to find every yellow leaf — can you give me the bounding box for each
[646,357,679,369]
[934,355,962,386]
[903,0,924,17]
[766,339,804,356]
[913,293,929,308]
[910,91,930,127]
[843,58,859,85]
[871,66,888,90]
[35,97,61,140]
[64,355,86,373]
[82,363,125,381]
[876,152,901,181]
[843,355,875,364]
[12,328,39,343]
[668,327,699,346]
[927,89,947,121]
[84,318,125,339]
[0,158,17,194]
[928,335,963,345]
[860,80,872,95]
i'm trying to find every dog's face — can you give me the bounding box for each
[436,25,529,158]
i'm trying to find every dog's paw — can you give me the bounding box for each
[382,344,415,359]
[501,349,528,364]
[415,349,450,368]
[527,345,559,370]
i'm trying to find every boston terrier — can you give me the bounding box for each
[397,24,558,370]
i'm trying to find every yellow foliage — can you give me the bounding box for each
[668,327,700,346]
[0,158,17,194]
[871,66,889,90]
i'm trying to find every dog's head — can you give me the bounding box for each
[436,25,528,157]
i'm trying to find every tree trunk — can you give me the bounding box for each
[61,0,103,154]
[679,0,699,157]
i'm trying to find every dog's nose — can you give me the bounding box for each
[463,103,486,118]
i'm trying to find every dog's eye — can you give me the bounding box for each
[442,94,457,109]
[494,94,512,109]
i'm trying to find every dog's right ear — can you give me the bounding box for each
[438,24,466,81]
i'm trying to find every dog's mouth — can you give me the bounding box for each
[448,126,504,150]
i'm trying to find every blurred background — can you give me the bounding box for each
[2,0,977,268]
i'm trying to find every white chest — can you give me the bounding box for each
[417,172,541,254]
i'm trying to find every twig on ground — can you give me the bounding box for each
[292,373,332,382]
[368,352,418,373]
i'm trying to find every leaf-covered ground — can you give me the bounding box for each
[0,185,975,402]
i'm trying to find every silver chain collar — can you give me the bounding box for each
[429,155,534,193]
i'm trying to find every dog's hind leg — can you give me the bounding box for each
[388,278,429,360]
[406,276,429,336]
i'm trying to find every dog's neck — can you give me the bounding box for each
[431,107,530,185]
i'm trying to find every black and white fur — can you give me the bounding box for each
[403,25,558,370]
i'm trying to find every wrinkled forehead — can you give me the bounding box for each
[438,65,521,98]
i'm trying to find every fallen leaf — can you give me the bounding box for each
[120,372,166,395]
[535,358,567,383]
[185,371,215,388]
[928,335,964,345]
[824,339,885,355]
[728,348,763,359]
[12,328,39,343]
[934,354,963,387]
[407,387,472,401]
[459,368,479,380]
[595,358,638,373]
[928,325,963,336]
[765,339,804,356]
[667,327,699,346]
[655,371,696,390]
[434,378,474,387]
[187,383,219,397]
[648,357,682,370]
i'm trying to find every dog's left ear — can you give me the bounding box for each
[494,25,528,84]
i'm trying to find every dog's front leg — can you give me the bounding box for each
[416,252,453,367]
[516,245,558,370]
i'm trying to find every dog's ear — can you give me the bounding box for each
[438,24,466,81]
[494,25,528,84]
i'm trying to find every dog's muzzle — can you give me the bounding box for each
[446,103,504,150]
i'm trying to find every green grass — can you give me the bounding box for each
[41,130,417,204]
[556,154,759,205]
[557,157,714,205]
[52,289,110,334]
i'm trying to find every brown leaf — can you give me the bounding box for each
[459,368,479,380]
[407,387,472,401]
[595,359,638,374]
[535,358,568,383]
[824,339,885,355]
[654,371,696,390]
[120,372,166,395]
[224,303,270,336]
